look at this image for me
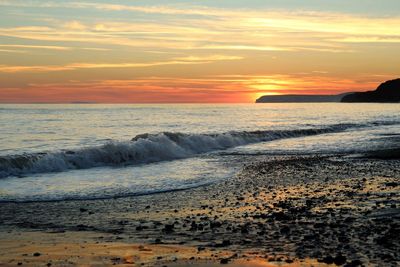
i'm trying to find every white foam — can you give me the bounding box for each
[0,122,394,178]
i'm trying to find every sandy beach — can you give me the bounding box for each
[1,153,399,266]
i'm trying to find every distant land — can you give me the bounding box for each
[256,78,400,103]
[256,93,351,103]
[341,78,400,103]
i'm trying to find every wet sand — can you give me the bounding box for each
[0,229,330,266]
[0,154,399,266]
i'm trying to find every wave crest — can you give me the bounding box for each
[0,122,394,178]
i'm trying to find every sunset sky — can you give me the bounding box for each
[0,0,399,103]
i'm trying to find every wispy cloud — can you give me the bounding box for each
[1,2,399,53]
[0,48,26,53]
[331,36,400,43]
[0,44,71,50]
[0,55,242,73]
[0,1,218,16]
[175,55,243,61]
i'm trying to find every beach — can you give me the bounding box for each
[1,152,399,266]
[1,0,400,264]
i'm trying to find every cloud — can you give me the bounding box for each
[0,55,242,73]
[0,1,218,16]
[175,55,243,61]
[1,74,387,103]
[0,44,71,50]
[0,44,112,53]
[0,49,26,53]
[331,36,400,43]
[63,21,87,31]
[1,2,399,54]
[81,47,111,51]
[198,45,294,52]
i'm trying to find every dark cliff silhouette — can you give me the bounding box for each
[256,93,350,103]
[341,78,400,103]
[256,78,400,103]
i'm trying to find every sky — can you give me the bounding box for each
[0,0,399,103]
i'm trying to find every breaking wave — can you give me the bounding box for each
[0,121,396,178]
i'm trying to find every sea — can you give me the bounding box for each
[0,103,399,202]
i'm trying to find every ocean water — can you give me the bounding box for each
[0,103,399,202]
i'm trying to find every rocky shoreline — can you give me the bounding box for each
[0,154,399,266]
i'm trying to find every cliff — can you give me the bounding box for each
[341,78,400,103]
[256,93,350,103]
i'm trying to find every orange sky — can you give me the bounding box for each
[0,1,399,103]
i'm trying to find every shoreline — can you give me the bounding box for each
[1,154,399,266]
